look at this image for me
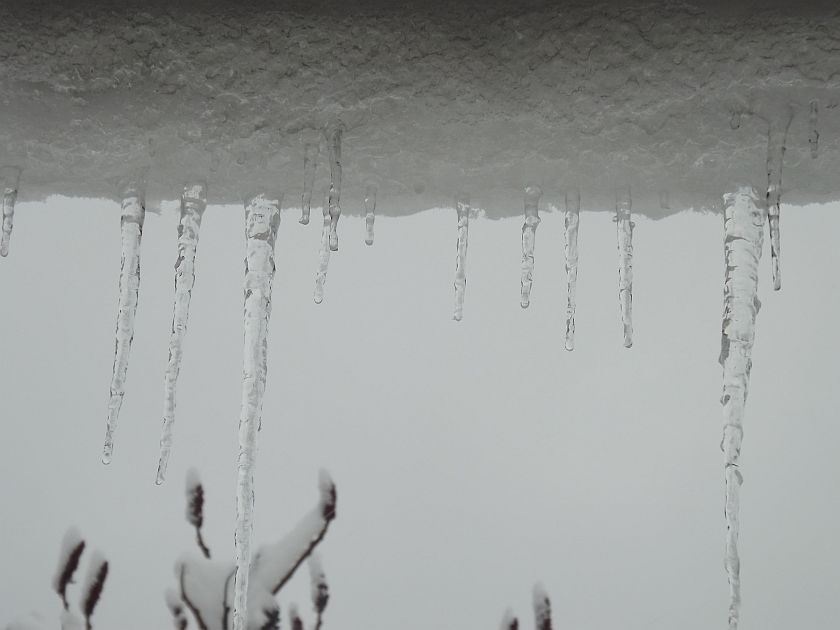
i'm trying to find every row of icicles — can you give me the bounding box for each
[0,110,797,630]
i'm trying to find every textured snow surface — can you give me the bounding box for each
[2,0,839,214]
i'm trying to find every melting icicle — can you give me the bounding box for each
[233,192,282,630]
[453,192,470,321]
[766,117,790,291]
[324,122,344,251]
[719,186,765,630]
[564,188,581,350]
[615,186,634,348]
[0,166,21,257]
[102,173,146,465]
[156,182,208,485]
[313,191,331,304]
[300,143,319,225]
[809,100,819,159]
[364,184,376,246]
[519,185,542,308]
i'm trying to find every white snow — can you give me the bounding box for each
[615,186,634,348]
[519,186,542,309]
[563,188,580,351]
[452,193,470,321]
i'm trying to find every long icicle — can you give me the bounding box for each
[766,115,790,291]
[719,186,765,630]
[313,190,331,304]
[453,192,470,321]
[564,187,581,350]
[233,192,282,630]
[615,185,634,348]
[300,142,319,225]
[364,184,376,246]
[156,181,208,485]
[324,122,344,252]
[0,166,22,257]
[102,172,147,465]
[520,185,542,308]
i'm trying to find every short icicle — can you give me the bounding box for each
[324,122,344,251]
[719,186,765,630]
[364,184,376,246]
[519,185,542,308]
[313,190,331,304]
[766,116,790,291]
[452,192,470,321]
[156,181,208,485]
[102,172,147,465]
[0,165,22,257]
[564,187,580,350]
[809,100,819,159]
[233,192,282,630]
[300,142,319,225]
[615,185,634,348]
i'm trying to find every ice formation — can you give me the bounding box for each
[765,117,790,291]
[156,182,208,485]
[301,142,319,225]
[324,122,344,251]
[102,173,146,465]
[0,166,21,258]
[499,609,519,630]
[364,184,377,246]
[615,186,634,348]
[519,186,542,308]
[453,192,470,321]
[233,192,282,630]
[532,584,552,630]
[719,186,765,630]
[563,188,580,350]
[313,190,331,304]
[809,100,819,159]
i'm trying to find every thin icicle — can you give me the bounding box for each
[766,116,790,291]
[313,191,331,304]
[157,182,208,485]
[615,185,634,348]
[519,185,542,308]
[453,192,470,321]
[324,122,344,251]
[233,192,282,630]
[301,143,319,225]
[102,173,146,465]
[564,188,580,350]
[809,100,819,159]
[719,186,765,630]
[0,165,21,257]
[364,184,376,246]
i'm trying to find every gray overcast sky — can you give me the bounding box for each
[1,197,838,629]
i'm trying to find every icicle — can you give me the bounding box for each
[233,192,282,630]
[766,117,790,291]
[0,165,21,257]
[157,182,208,485]
[519,185,542,308]
[453,192,470,321]
[719,186,765,630]
[324,122,344,251]
[300,143,319,225]
[809,100,819,159]
[102,173,147,465]
[532,584,553,630]
[313,190,331,304]
[615,185,634,348]
[564,188,580,350]
[364,184,376,246]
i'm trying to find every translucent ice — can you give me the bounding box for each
[453,192,470,321]
[615,186,634,348]
[765,117,790,291]
[157,182,208,485]
[809,100,819,159]
[519,186,542,309]
[324,122,344,251]
[564,188,580,350]
[0,166,21,258]
[364,184,377,246]
[314,191,331,304]
[301,142,319,226]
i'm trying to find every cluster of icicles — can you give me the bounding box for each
[0,112,796,629]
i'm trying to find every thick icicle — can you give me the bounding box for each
[719,186,765,630]
[364,184,376,246]
[519,185,542,308]
[156,182,208,485]
[453,192,470,321]
[809,100,819,159]
[0,165,21,257]
[324,122,344,252]
[564,188,580,350]
[233,192,282,630]
[766,117,789,291]
[102,173,146,465]
[615,186,634,348]
[313,191,331,304]
[300,143,319,225]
